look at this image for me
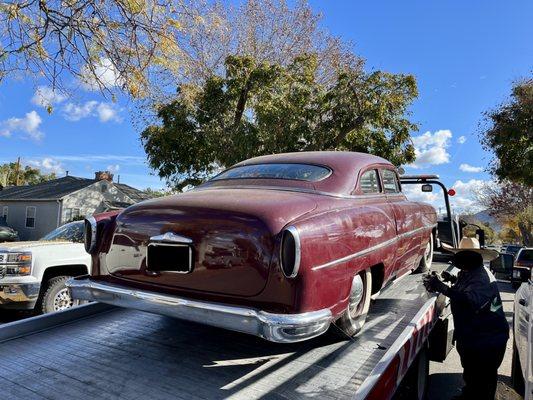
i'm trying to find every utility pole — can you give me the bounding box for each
[14,157,21,186]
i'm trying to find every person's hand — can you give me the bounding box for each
[423,273,449,294]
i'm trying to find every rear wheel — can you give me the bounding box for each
[332,270,372,337]
[396,346,429,399]
[415,233,433,273]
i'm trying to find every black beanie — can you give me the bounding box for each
[453,250,484,270]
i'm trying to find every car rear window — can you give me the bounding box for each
[212,163,331,182]
[517,250,533,262]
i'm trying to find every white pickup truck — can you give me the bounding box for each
[0,221,90,314]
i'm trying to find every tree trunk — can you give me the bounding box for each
[518,221,533,246]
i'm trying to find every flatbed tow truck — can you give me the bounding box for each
[0,265,453,400]
[0,176,457,400]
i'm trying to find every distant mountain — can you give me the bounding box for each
[463,209,503,231]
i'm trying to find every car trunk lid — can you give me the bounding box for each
[103,188,317,297]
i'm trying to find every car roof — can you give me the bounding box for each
[232,151,395,195]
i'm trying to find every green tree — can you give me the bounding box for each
[143,187,172,198]
[0,162,56,186]
[480,78,533,186]
[141,55,418,189]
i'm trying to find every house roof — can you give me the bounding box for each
[0,176,150,202]
[115,183,152,202]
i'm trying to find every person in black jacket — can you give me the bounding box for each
[423,250,509,400]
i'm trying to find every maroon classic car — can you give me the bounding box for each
[68,152,437,343]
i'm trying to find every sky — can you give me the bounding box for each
[0,0,532,213]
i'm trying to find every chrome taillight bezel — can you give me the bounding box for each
[280,226,301,278]
[84,216,98,254]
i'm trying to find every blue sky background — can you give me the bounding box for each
[0,0,532,212]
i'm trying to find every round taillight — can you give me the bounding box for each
[84,217,97,254]
[280,227,301,278]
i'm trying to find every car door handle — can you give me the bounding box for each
[519,298,528,307]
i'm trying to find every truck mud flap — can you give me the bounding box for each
[428,316,454,362]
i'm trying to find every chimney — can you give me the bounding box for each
[95,171,114,182]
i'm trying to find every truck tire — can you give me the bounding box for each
[397,346,429,400]
[511,341,525,396]
[40,276,81,314]
[332,270,372,338]
[415,233,433,273]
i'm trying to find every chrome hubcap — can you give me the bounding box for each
[348,274,364,316]
[53,288,74,311]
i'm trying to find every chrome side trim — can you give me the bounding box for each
[67,277,332,343]
[150,232,193,244]
[312,225,435,271]
[281,226,301,278]
[313,236,398,271]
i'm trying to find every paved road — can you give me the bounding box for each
[428,279,522,400]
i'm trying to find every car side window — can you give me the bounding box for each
[382,170,400,193]
[359,170,381,194]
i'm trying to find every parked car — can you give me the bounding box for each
[69,152,437,343]
[0,220,91,314]
[502,244,524,258]
[512,248,533,289]
[511,268,532,398]
[0,218,18,242]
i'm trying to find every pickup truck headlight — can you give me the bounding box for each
[2,252,32,276]
[280,226,301,278]
[84,216,98,254]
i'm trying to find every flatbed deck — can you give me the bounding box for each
[0,270,442,400]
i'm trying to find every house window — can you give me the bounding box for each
[25,206,36,228]
[359,170,381,194]
[65,208,81,222]
[2,206,7,223]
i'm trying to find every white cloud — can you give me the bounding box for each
[403,185,440,204]
[52,154,145,165]
[81,58,123,90]
[0,111,43,141]
[62,101,99,121]
[410,129,452,168]
[27,157,64,174]
[450,179,492,212]
[96,103,121,122]
[62,101,121,123]
[107,164,120,173]
[404,178,494,215]
[457,135,467,144]
[459,163,483,173]
[31,86,67,108]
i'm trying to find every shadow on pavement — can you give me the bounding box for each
[0,309,33,324]
[428,372,464,399]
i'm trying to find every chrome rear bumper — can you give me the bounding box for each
[67,277,332,343]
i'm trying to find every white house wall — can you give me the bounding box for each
[61,180,133,224]
[0,200,59,241]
